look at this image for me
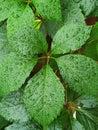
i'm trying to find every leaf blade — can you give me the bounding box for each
[32,0,62,21]
[56,54,98,96]
[51,23,91,54]
[0,91,30,122]
[0,53,38,97]
[23,64,64,128]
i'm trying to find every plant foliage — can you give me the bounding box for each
[0,0,98,130]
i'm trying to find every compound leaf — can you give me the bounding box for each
[51,23,91,54]
[0,53,38,97]
[56,54,98,96]
[0,91,30,122]
[32,0,62,21]
[23,64,64,128]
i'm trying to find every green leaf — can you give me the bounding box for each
[8,25,48,56]
[76,107,98,130]
[56,54,98,95]
[79,0,96,16]
[7,5,35,38]
[32,0,62,21]
[41,21,63,38]
[0,0,20,22]
[0,116,9,129]
[90,1,98,16]
[5,122,40,130]
[23,64,64,128]
[77,96,98,108]
[61,0,85,24]
[0,91,31,122]
[51,23,91,54]
[0,53,38,97]
[89,22,98,41]
[7,2,47,56]
[0,23,10,62]
[47,117,62,130]
[83,42,98,61]
[61,109,85,130]
[71,119,85,130]
[83,22,98,60]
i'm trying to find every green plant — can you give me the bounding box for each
[0,0,98,130]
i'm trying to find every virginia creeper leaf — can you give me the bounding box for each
[23,64,64,128]
[7,5,35,38]
[47,117,62,130]
[5,122,39,130]
[9,24,47,57]
[90,1,98,16]
[0,91,31,122]
[0,23,10,62]
[83,22,98,60]
[83,42,98,61]
[8,26,48,56]
[0,53,38,97]
[70,119,85,130]
[61,0,85,24]
[32,0,62,21]
[0,0,17,22]
[41,21,63,38]
[88,22,98,41]
[56,54,98,95]
[77,96,98,108]
[76,107,98,130]
[79,0,96,16]
[51,23,91,54]
[0,116,9,129]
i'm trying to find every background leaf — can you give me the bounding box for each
[76,107,98,130]
[0,91,30,122]
[79,0,96,16]
[77,96,98,108]
[0,22,10,62]
[23,64,64,128]
[5,122,40,130]
[83,22,98,61]
[32,0,62,21]
[56,54,98,96]
[0,116,9,129]
[0,0,18,22]
[61,0,85,24]
[0,53,38,97]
